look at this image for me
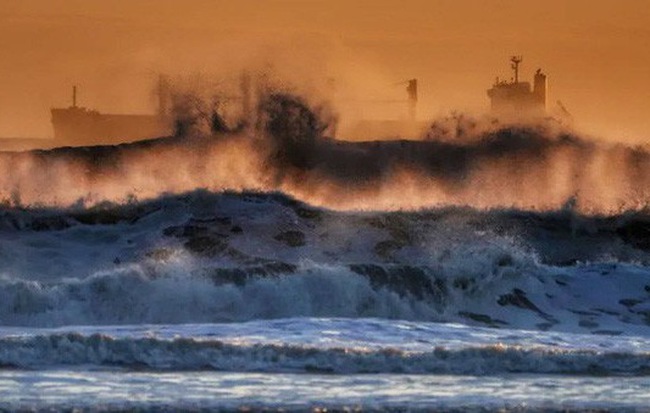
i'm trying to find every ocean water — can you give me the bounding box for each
[0,187,649,411]
[2,110,650,411]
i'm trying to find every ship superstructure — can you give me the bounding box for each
[487,56,547,117]
[341,78,429,140]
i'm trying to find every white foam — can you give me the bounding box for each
[0,191,649,335]
[0,319,649,375]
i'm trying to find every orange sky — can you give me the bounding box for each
[0,0,649,142]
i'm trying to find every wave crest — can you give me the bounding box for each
[0,90,649,213]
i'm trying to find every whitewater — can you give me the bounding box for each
[2,94,650,411]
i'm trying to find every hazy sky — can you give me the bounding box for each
[1,0,649,141]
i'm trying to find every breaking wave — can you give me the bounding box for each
[0,92,650,213]
[0,190,650,334]
[1,319,650,376]
[1,92,650,338]
[0,263,446,326]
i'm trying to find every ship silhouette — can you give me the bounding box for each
[487,56,547,117]
[44,58,558,148]
[49,74,257,146]
[50,78,173,146]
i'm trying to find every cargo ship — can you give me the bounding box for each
[50,79,173,146]
[44,60,556,148]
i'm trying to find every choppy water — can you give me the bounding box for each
[3,104,650,410]
[4,370,650,412]
[1,320,650,411]
[0,189,649,410]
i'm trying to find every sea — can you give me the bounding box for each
[1,107,650,411]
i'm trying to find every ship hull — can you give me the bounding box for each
[51,107,172,146]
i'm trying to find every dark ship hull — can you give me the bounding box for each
[50,80,173,147]
[51,107,172,146]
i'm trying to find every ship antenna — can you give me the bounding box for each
[72,85,77,108]
[510,56,522,83]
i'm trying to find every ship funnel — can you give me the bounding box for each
[406,79,417,121]
[533,68,547,110]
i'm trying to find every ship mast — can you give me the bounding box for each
[511,56,522,83]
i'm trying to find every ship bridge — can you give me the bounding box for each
[487,56,547,117]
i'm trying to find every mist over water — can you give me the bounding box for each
[3,4,650,410]
[1,88,650,215]
[3,88,650,413]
